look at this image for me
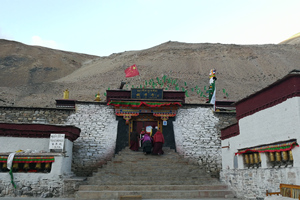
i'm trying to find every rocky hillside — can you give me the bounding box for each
[0,39,300,108]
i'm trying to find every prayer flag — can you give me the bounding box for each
[125,64,139,78]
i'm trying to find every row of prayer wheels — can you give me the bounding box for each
[269,151,293,162]
[0,162,51,173]
[244,153,261,165]
[244,151,293,167]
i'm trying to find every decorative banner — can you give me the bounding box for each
[208,69,217,104]
[235,141,299,155]
[0,156,55,163]
[153,113,176,121]
[116,112,139,124]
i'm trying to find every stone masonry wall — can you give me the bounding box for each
[0,106,74,124]
[220,167,300,199]
[173,105,236,176]
[63,103,118,176]
[0,177,63,198]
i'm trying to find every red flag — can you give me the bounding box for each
[125,64,139,78]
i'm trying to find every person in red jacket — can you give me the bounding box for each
[152,130,164,155]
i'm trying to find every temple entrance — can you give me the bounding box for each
[134,121,157,135]
[106,88,185,154]
[133,120,157,148]
[115,114,177,153]
[129,114,161,145]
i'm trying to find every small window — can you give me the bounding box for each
[233,155,238,169]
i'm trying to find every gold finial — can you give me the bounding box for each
[94,93,101,101]
[63,89,69,99]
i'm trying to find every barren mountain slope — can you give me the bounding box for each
[1,40,300,108]
[0,39,98,87]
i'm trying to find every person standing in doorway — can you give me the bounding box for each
[152,130,165,155]
[151,125,158,137]
[130,131,139,151]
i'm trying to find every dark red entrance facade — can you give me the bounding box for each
[106,88,185,152]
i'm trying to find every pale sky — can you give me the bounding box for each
[1,0,299,56]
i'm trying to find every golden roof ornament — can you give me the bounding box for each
[63,89,69,99]
[94,93,101,101]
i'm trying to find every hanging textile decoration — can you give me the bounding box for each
[108,101,182,108]
[235,141,299,155]
[7,153,16,188]
[0,156,55,163]
[153,113,176,121]
[116,112,139,124]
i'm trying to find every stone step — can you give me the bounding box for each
[79,184,230,191]
[114,154,181,159]
[75,189,234,200]
[100,166,204,172]
[93,170,210,177]
[105,158,195,165]
[88,179,219,185]
[89,174,214,181]
[91,169,211,176]
[117,149,177,155]
[106,159,192,164]
[99,164,203,171]
[120,147,175,152]
[75,147,234,200]
[111,156,184,162]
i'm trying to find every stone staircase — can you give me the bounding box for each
[75,147,236,200]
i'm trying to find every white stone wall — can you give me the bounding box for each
[64,103,118,176]
[220,167,300,199]
[221,97,300,198]
[173,106,221,173]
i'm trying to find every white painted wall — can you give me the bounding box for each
[0,137,74,176]
[222,97,300,170]
[221,97,300,199]
[0,137,50,152]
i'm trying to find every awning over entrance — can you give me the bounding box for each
[106,89,185,124]
[108,101,181,123]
